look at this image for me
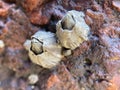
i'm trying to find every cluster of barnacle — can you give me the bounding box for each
[24,10,90,69]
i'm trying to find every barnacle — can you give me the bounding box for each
[24,31,63,69]
[56,10,90,50]
[28,74,39,84]
[0,40,5,48]
[24,10,90,69]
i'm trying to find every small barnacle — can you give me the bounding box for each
[28,74,39,84]
[56,10,90,50]
[0,40,5,48]
[24,31,63,69]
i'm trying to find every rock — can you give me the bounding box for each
[0,3,38,78]
[23,0,44,11]
[107,74,120,90]
[86,9,105,32]
[0,1,11,17]
[45,64,80,90]
[86,9,104,20]
[0,0,120,90]
[85,15,93,25]
[22,0,66,25]
[91,1,102,11]
[29,11,51,25]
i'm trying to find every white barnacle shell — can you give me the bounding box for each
[56,10,90,50]
[0,40,5,48]
[24,31,63,69]
[28,74,39,84]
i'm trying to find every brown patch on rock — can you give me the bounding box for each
[85,15,93,25]
[0,1,11,17]
[29,11,50,25]
[92,1,102,11]
[22,0,45,12]
[98,24,120,74]
[46,73,60,89]
[0,47,4,55]
[73,41,91,57]
[45,64,80,90]
[107,74,120,90]
[86,9,105,32]
[63,0,92,11]
[21,0,93,25]
[22,0,66,25]
[103,60,120,74]
[99,26,120,61]
[2,20,28,48]
[0,4,39,78]
[3,47,42,78]
[0,9,38,48]
[86,9,104,20]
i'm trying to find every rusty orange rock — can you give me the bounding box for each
[22,0,48,12]
[23,0,40,11]
[85,15,93,26]
[0,1,13,17]
[45,64,80,90]
[86,9,104,20]
[46,74,60,89]
[30,11,50,25]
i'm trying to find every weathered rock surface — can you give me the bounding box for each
[0,0,120,90]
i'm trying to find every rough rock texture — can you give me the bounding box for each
[0,0,120,90]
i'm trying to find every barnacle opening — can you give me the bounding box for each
[61,15,75,30]
[30,37,43,55]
